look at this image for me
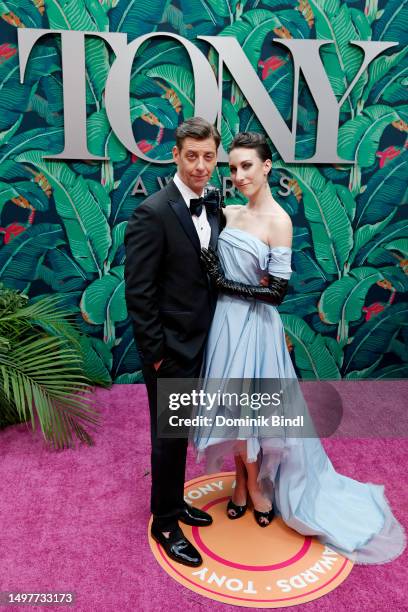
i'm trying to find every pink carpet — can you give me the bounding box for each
[0,383,407,612]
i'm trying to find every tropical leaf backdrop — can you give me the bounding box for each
[0,0,407,382]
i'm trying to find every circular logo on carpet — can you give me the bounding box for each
[148,472,354,607]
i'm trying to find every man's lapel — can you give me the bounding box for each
[208,210,220,250]
[166,180,201,254]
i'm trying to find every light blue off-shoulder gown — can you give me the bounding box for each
[193,227,405,564]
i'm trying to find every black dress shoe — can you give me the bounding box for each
[178,504,213,527]
[151,523,203,567]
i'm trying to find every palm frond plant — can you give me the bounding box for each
[0,282,102,448]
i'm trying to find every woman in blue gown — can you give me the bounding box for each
[192,132,405,564]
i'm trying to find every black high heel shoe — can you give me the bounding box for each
[227,498,247,520]
[253,507,274,527]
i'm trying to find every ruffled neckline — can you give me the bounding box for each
[221,227,292,251]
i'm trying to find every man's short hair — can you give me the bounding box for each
[175,117,221,150]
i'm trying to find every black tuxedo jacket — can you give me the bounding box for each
[124,179,224,366]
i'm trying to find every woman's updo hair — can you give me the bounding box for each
[229,132,272,162]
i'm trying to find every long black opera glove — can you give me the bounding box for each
[201,247,289,306]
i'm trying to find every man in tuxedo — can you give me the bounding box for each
[124,117,223,567]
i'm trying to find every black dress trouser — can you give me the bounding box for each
[142,351,203,530]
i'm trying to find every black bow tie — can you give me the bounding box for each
[190,189,223,217]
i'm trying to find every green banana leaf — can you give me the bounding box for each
[343,356,383,379]
[29,93,63,127]
[45,0,110,108]
[273,162,353,276]
[0,179,50,212]
[318,267,384,346]
[348,210,397,267]
[40,72,64,115]
[131,40,190,78]
[343,302,408,375]
[0,223,64,290]
[114,372,144,383]
[107,221,127,268]
[43,248,91,291]
[290,251,328,292]
[0,46,34,134]
[0,127,64,165]
[310,0,370,112]
[239,106,265,137]
[146,64,194,117]
[363,0,381,25]
[384,238,408,258]
[112,326,141,379]
[291,227,312,253]
[15,150,112,276]
[0,181,21,210]
[110,0,171,35]
[188,0,237,19]
[323,335,344,369]
[218,8,301,72]
[355,150,408,227]
[281,314,341,379]
[84,38,111,108]
[246,59,293,126]
[45,0,108,29]
[221,98,240,152]
[390,336,408,363]
[87,109,128,162]
[380,74,408,105]
[378,266,408,292]
[276,8,313,38]
[141,142,175,162]
[0,160,35,182]
[355,220,408,266]
[142,97,179,129]
[162,3,194,38]
[130,75,175,103]
[95,0,119,13]
[338,104,400,168]
[279,292,321,316]
[80,265,127,341]
[372,364,408,379]
[372,0,408,42]
[0,0,44,26]
[366,247,403,267]
[111,160,174,225]
[334,184,356,224]
[361,47,408,107]
[296,79,319,135]
[78,335,112,387]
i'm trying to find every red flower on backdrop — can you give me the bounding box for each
[362,302,385,321]
[0,43,17,65]
[362,293,396,321]
[131,140,154,163]
[376,146,401,168]
[0,223,26,244]
[258,56,286,80]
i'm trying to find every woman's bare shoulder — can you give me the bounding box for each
[272,206,292,227]
[267,208,293,247]
[224,204,242,211]
[223,204,243,218]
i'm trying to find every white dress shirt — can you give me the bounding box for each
[173,173,211,249]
